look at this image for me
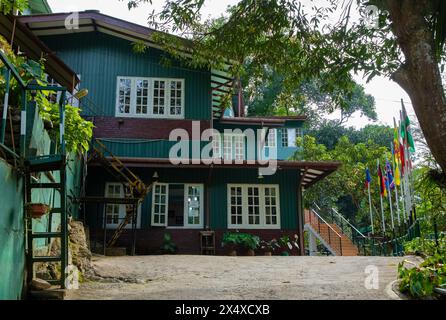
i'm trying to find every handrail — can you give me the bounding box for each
[310,208,342,238]
[331,207,366,238]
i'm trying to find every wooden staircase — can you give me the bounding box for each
[88,139,153,248]
[304,209,358,256]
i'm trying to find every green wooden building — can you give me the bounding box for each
[18,11,339,255]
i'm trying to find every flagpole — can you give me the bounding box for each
[386,156,395,230]
[390,142,401,226]
[366,168,374,234]
[378,159,386,234]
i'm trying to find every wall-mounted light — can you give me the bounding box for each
[74,88,89,100]
[152,171,159,181]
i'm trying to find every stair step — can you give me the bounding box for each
[30,183,62,189]
[32,256,61,263]
[31,232,62,239]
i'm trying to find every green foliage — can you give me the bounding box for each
[221,232,260,250]
[398,254,446,298]
[0,35,93,154]
[278,234,299,251]
[0,0,28,14]
[404,235,446,257]
[295,135,389,230]
[160,232,177,254]
[413,167,446,228]
[245,69,376,126]
[306,121,393,150]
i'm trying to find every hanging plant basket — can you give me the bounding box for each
[26,203,50,219]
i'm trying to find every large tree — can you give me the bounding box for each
[126,0,446,176]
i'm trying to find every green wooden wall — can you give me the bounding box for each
[85,167,300,231]
[40,33,212,120]
[0,160,25,300]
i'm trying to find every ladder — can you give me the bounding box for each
[25,157,68,287]
[89,139,153,248]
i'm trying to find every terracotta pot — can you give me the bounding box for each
[264,251,272,256]
[27,203,50,218]
[228,249,237,256]
[246,249,255,256]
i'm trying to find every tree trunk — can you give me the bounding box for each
[386,0,446,174]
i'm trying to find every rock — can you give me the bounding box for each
[68,220,92,274]
[31,278,52,291]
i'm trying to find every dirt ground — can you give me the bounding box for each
[65,255,420,300]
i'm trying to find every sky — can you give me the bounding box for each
[47,0,414,129]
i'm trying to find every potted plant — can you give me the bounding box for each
[160,232,178,254]
[221,232,239,256]
[260,238,280,256]
[26,203,50,219]
[278,234,300,256]
[238,233,260,256]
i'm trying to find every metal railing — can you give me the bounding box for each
[307,208,343,256]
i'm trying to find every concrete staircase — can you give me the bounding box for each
[304,209,358,256]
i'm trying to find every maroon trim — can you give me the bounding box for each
[93,117,211,140]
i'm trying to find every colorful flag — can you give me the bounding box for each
[378,164,386,197]
[400,100,415,153]
[391,142,401,186]
[386,159,395,190]
[393,118,400,164]
[365,168,371,188]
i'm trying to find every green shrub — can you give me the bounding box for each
[398,254,446,298]
[160,232,177,254]
[221,232,260,250]
[404,234,446,256]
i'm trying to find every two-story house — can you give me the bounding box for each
[18,11,340,255]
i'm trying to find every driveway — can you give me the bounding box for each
[66,255,418,300]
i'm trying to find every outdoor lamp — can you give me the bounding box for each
[152,171,159,181]
[74,88,89,100]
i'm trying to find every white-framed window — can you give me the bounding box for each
[116,77,184,119]
[280,128,288,147]
[223,134,233,160]
[280,128,297,147]
[296,127,303,139]
[266,129,277,148]
[234,134,245,160]
[222,134,245,160]
[212,135,222,159]
[151,183,204,228]
[135,78,150,115]
[117,78,132,114]
[227,184,280,229]
[184,184,204,228]
[104,182,141,229]
[151,183,169,226]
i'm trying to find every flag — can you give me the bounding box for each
[399,142,405,174]
[378,163,386,197]
[391,142,401,186]
[365,168,371,188]
[400,100,415,153]
[385,159,395,190]
[393,118,400,164]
